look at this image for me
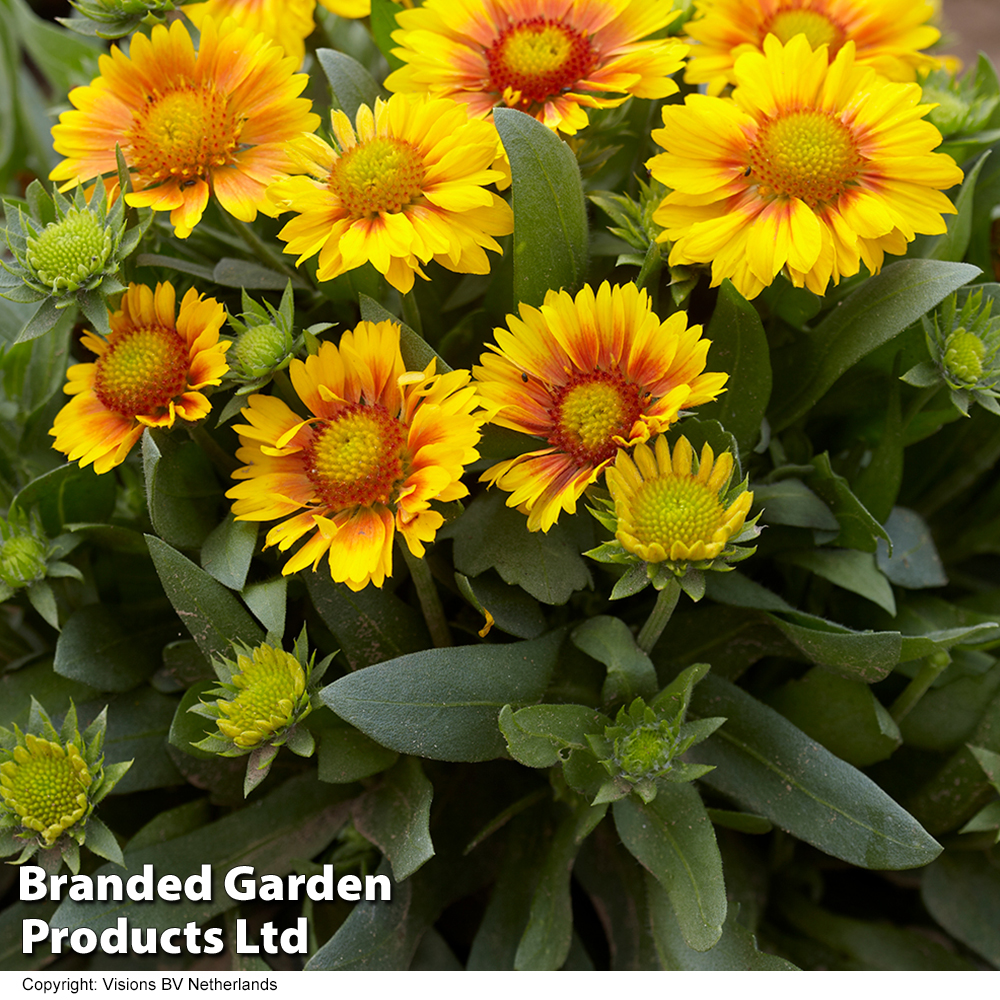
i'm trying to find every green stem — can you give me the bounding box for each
[901,385,940,431]
[223,214,300,284]
[890,650,951,724]
[188,424,239,476]
[636,578,681,654]
[401,545,452,648]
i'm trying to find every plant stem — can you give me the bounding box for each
[636,578,681,654]
[224,214,300,284]
[402,545,452,648]
[890,651,950,724]
[188,424,240,476]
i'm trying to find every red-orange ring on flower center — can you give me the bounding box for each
[548,371,643,467]
[93,324,189,417]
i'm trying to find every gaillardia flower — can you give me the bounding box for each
[226,320,484,591]
[384,0,689,135]
[474,282,727,532]
[0,702,131,873]
[50,16,320,238]
[50,282,230,474]
[587,433,759,595]
[268,95,513,294]
[683,0,941,95]
[183,0,317,64]
[648,35,963,299]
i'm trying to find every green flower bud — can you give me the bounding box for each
[0,735,92,847]
[25,207,113,294]
[615,721,677,779]
[943,328,985,384]
[0,533,48,588]
[230,323,290,378]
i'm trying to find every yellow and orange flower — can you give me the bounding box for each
[183,0,317,64]
[317,0,372,15]
[50,17,320,239]
[684,0,941,95]
[384,0,689,135]
[50,282,230,474]
[268,94,513,294]
[648,34,963,300]
[226,321,484,591]
[474,282,727,533]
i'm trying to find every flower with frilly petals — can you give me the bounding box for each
[474,282,727,533]
[50,16,319,238]
[385,0,689,135]
[268,94,513,294]
[183,0,317,64]
[683,0,941,95]
[226,320,485,591]
[50,282,230,473]
[648,34,963,300]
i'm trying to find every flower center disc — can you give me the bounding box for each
[628,476,726,549]
[127,85,243,183]
[550,372,642,466]
[93,325,189,417]
[750,111,863,206]
[1,743,87,837]
[765,9,845,52]
[329,138,427,218]
[28,209,110,287]
[305,403,406,508]
[488,18,596,105]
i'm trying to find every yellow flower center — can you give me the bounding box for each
[488,18,596,105]
[627,475,727,550]
[765,9,845,52]
[550,372,643,467]
[94,324,189,417]
[217,646,306,749]
[944,329,985,383]
[305,403,406,509]
[127,84,244,183]
[749,111,863,207]
[329,138,426,218]
[0,736,91,847]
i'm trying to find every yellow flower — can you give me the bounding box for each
[268,94,513,294]
[384,0,689,135]
[183,0,317,64]
[318,0,371,15]
[684,0,941,95]
[226,321,484,591]
[648,34,963,300]
[50,17,320,239]
[606,435,753,565]
[474,282,727,533]
[0,735,92,849]
[50,282,230,474]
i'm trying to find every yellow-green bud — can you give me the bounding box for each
[0,735,93,847]
[231,324,289,376]
[216,645,308,749]
[0,534,48,588]
[26,208,113,294]
[944,328,986,384]
[615,722,677,779]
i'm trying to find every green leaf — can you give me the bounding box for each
[101,686,183,794]
[780,548,896,615]
[49,774,354,934]
[498,705,560,767]
[445,490,591,604]
[648,884,797,970]
[493,108,589,307]
[359,294,452,373]
[922,852,1000,967]
[900,662,1000,752]
[457,571,547,639]
[304,571,430,670]
[697,280,771,454]
[351,756,434,881]
[142,431,221,551]
[927,151,990,262]
[321,629,565,761]
[806,453,890,553]
[146,535,265,663]
[689,674,941,869]
[767,667,901,767]
[876,506,947,589]
[572,615,658,705]
[83,815,124,867]
[515,800,606,970]
[613,786,727,952]
[242,577,286,636]
[54,605,177,692]
[753,478,839,531]
[212,258,296,290]
[127,799,211,851]
[11,462,116,536]
[769,260,980,431]
[368,0,405,73]
[0,658,98,731]
[200,515,257,592]
[318,717,400,783]
[168,681,221,760]
[316,48,382,121]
